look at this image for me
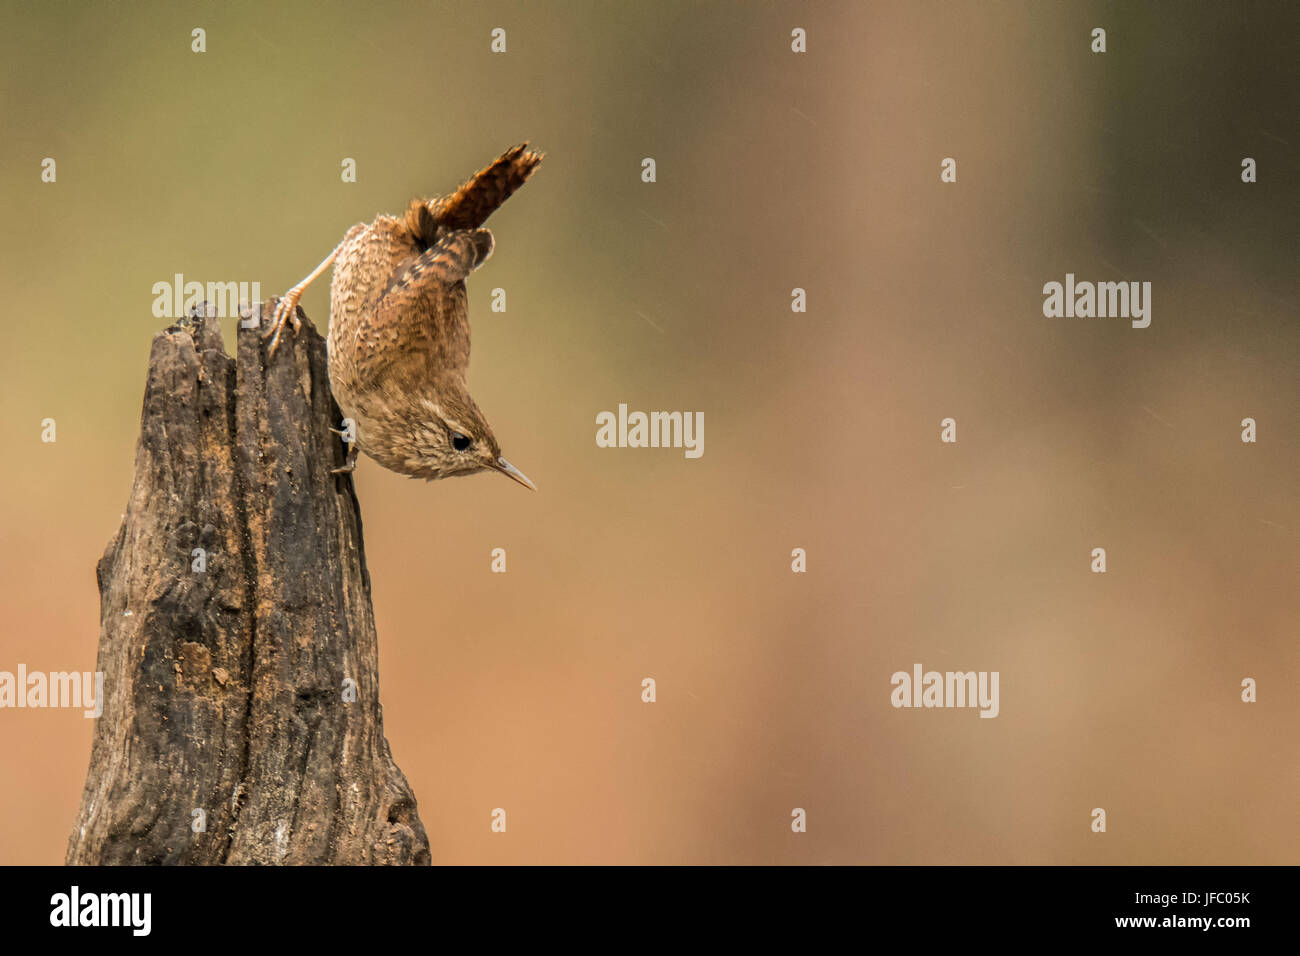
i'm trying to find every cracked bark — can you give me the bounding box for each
[66,304,430,865]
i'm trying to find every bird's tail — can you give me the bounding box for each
[427,144,544,234]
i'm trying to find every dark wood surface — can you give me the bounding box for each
[66,304,429,865]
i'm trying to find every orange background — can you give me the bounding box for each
[1,0,1297,864]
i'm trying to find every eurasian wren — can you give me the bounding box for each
[267,144,543,490]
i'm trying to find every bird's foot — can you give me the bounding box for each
[330,442,359,475]
[266,293,303,359]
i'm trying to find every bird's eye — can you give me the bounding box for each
[451,431,472,451]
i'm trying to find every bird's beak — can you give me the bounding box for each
[490,456,536,491]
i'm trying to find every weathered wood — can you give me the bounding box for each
[66,304,429,865]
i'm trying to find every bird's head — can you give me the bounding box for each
[403,389,535,490]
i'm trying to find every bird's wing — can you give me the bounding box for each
[353,229,494,381]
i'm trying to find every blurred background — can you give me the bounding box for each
[1,0,1297,864]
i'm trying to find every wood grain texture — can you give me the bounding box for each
[66,305,429,865]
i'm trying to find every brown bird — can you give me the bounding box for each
[267,144,543,490]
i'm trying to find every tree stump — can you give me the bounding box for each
[66,303,430,865]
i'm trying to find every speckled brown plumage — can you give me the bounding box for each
[268,145,543,488]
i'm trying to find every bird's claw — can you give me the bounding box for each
[330,440,359,475]
[266,294,303,359]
